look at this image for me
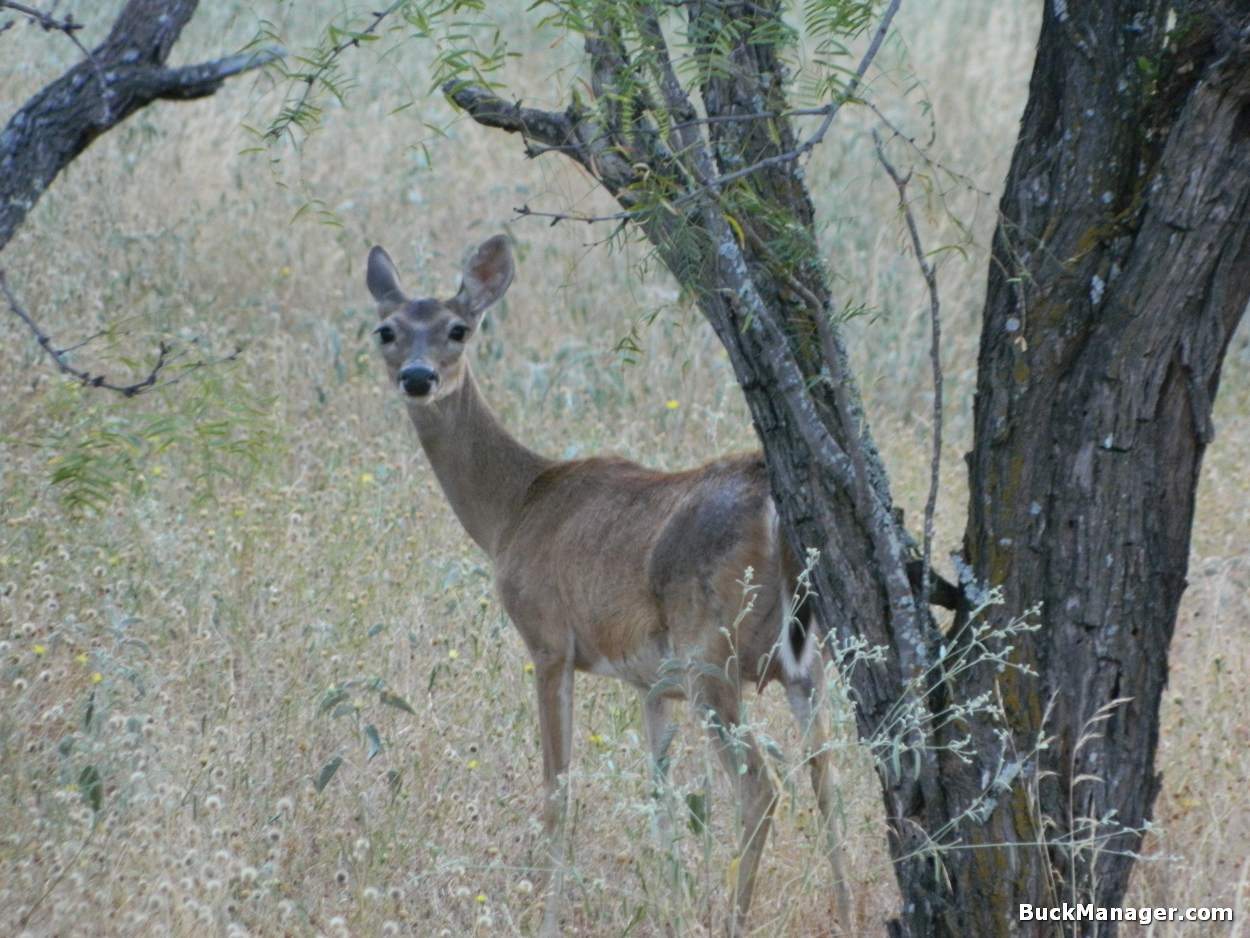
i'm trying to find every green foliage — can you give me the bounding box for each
[78,765,103,813]
[255,0,511,149]
[36,371,278,515]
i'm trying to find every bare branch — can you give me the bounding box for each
[444,83,576,152]
[445,81,644,198]
[1,269,241,397]
[150,46,285,100]
[873,130,944,613]
[515,204,633,226]
[863,97,993,199]
[0,1,82,35]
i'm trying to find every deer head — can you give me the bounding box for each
[366,234,514,402]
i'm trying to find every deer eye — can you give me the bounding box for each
[375,325,396,345]
[448,324,469,343]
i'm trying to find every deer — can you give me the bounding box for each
[366,234,851,936]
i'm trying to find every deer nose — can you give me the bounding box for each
[399,365,438,398]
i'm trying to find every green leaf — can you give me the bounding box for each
[79,765,103,812]
[315,755,343,792]
[686,791,708,834]
[380,689,415,715]
[690,795,710,835]
[364,724,382,761]
[318,686,349,715]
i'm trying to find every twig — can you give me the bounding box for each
[516,203,633,226]
[0,269,242,397]
[872,130,944,612]
[863,97,993,199]
[266,0,407,141]
[0,0,81,34]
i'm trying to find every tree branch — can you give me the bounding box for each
[448,0,903,226]
[873,131,946,631]
[444,83,576,151]
[1,269,241,397]
[0,1,83,35]
[147,46,285,101]
[0,0,285,252]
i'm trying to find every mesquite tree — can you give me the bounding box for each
[318,1,1246,934]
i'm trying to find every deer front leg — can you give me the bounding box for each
[533,647,574,938]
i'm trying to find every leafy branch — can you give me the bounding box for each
[261,0,409,144]
[447,0,903,227]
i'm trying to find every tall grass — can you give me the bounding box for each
[1,2,1246,935]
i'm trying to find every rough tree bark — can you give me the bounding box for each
[447,1,1249,935]
[0,0,281,253]
[938,3,1250,935]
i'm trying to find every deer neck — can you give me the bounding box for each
[406,362,552,559]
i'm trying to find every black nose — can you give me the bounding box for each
[399,365,438,398]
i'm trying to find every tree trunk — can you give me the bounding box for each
[0,0,280,253]
[913,4,1250,935]
[448,1,1250,935]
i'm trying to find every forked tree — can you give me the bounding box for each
[412,2,1250,935]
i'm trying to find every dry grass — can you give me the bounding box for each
[1,2,1246,935]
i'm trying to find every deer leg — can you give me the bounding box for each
[533,649,574,938]
[641,692,678,848]
[642,691,682,936]
[696,674,776,938]
[785,662,852,927]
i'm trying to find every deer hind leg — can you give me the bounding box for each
[785,657,852,926]
[694,671,777,938]
[532,648,574,938]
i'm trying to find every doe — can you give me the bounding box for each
[366,235,850,936]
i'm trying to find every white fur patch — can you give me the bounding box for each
[771,499,817,682]
[779,610,817,682]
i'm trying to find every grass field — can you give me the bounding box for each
[1,2,1247,935]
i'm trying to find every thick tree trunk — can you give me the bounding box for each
[915,4,1250,935]
[0,0,280,253]
[450,2,1249,935]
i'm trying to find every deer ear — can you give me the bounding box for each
[454,235,514,318]
[366,246,406,314]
